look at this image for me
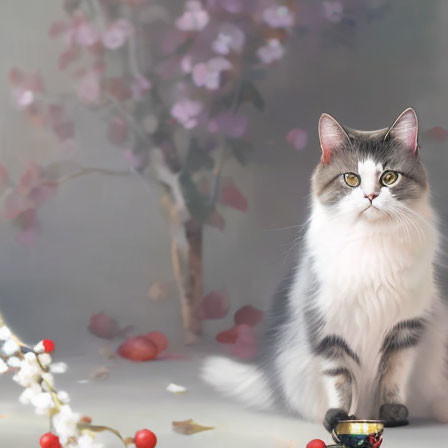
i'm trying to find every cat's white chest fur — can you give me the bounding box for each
[308,201,436,360]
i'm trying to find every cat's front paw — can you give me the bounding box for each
[379,403,409,427]
[323,408,356,432]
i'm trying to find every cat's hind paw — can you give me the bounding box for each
[379,403,409,427]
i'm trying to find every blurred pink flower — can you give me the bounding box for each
[171,99,203,129]
[256,39,284,64]
[208,112,248,138]
[212,24,245,55]
[76,71,101,104]
[3,192,32,220]
[323,1,344,23]
[176,1,210,32]
[75,22,100,47]
[11,88,34,109]
[181,55,193,74]
[102,19,134,50]
[131,74,151,100]
[286,128,308,150]
[263,5,294,28]
[122,148,143,170]
[192,57,232,90]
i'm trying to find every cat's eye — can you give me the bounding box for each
[380,170,400,186]
[343,172,360,188]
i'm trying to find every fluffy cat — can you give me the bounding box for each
[202,108,448,430]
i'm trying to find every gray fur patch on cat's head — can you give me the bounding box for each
[312,109,428,207]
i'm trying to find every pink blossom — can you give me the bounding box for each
[75,22,100,47]
[212,24,245,55]
[256,39,284,64]
[286,128,308,150]
[76,71,101,104]
[192,57,232,90]
[176,1,209,32]
[263,6,295,28]
[181,55,193,74]
[102,19,134,50]
[11,88,34,109]
[3,192,33,220]
[208,112,248,138]
[171,99,203,129]
[323,1,344,23]
[122,149,143,170]
[131,74,151,100]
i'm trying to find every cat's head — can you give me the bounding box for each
[312,108,428,222]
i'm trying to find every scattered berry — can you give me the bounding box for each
[39,432,62,448]
[42,339,55,353]
[134,429,157,448]
[306,439,326,448]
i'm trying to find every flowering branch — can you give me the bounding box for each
[0,323,157,448]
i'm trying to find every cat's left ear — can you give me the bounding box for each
[385,108,419,154]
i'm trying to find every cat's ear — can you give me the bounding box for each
[385,108,419,154]
[318,113,350,164]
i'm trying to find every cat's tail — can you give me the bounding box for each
[201,356,274,410]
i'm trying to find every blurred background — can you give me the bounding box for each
[1,1,448,446]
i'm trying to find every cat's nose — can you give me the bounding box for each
[365,192,379,203]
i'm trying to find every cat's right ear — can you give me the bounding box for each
[318,113,350,164]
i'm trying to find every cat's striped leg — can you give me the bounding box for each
[314,335,359,431]
[378,318,425,427]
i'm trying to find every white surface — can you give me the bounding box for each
[1,348,447,447]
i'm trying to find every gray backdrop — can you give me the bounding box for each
[0,1,447,354]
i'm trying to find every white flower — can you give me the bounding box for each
[33,341,45,353]
[2,338,19,355]
[0,326,12,340]
[7,356,21,367]
[19,383,42,405]
[52,405,81,445]
[0,358,8,374]
[257,39,285,64]
[41,372,55,389]
[50,362,68,374]
[13,352,42,387]
[76,434,103,448]
[38,353,52,367]
[57,390,71,404]
[176,1,209,31]
[166,383,187,394]
[30,392,54,413]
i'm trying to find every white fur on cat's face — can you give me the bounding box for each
[337,158,403,223]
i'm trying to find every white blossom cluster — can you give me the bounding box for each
[0,325,102,448]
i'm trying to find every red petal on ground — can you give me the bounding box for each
[118,336,158,362]
[143,331,169,353]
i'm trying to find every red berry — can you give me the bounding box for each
[42,339,55,353]
[306,440,326,448]
[40,432,61,448]
[134,429,157,448]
